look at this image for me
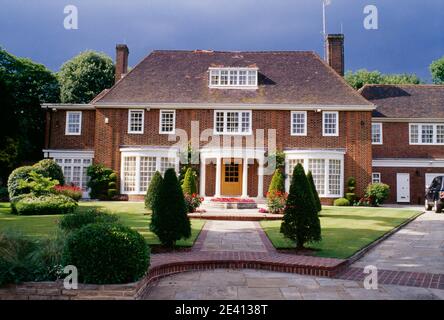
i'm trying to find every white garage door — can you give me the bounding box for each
[425,173,444,188]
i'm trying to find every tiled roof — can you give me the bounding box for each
[94,50,372,106]
[360,84,444,118]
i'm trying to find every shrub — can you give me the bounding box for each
[7,166,34,198]
[266,191,287,214]
[268,169,285,194]
[59,209,119,232]
[365,183,390,206]
[280,163,321,249]
[62,223,150,284]
[307,171,322,213]
[32,233,66,281]
[345,192,356,203]
[11,194,77,215]
[0,231,39,286]
[345,177,356,203]
[184,193,203,213]
[33,159,65,185]
[334,198,351,206]
[145,171,163,210]
[18,171,58,196]
[107,189,118,199]
[53,185,82,201]
[86,164,117,200]
[150,168,191,247]
[181,168,197,195]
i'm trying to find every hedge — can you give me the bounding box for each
[59,209,119,231]
[10,194,77,215]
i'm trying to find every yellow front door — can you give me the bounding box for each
[221,159,242,196]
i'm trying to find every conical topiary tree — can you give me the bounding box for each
[280,163,321,249]
[145,171,163,209]
[181,167,197,195]
[268,169,285,194]
[307,171,322,213]
[150,168,191,247]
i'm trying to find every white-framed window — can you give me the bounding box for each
[285,151,344,197]
[159,110,176,134]
[209,68,258,88]
[409,123,444,145]
[121,150,178,194]
[214,110,252,135]
[128,109,144,134]
[291,111,307,136]
[54,157,92,192]
[65,111,82,135]
[322,111,339,136]
[372,172,381,184]
[372,123,383,144]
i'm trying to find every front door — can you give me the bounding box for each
[221,159,242,196]
[396,173,410,203]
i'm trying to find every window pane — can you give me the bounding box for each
[239,71,247,85]
[292,112,306,135]
[140,156,156,192]
[247,70,256,85]
[67,112,81,134]
[372,123,381,143]
[229,70,238,85]
[161,111,175,133]
[210,70,219,85]
[323,112,337,135]
[328,160,341,195]
[308,159,325,195]
[226,112,239,133]
[372,173,381,184]
[410,125,419,143]
[437,125,444,143]
[241,112,250,133]
[160,157,175,174]
[220,70,228,85]
[123,156,136,192]
[129,110,143,133]
[421,125,433,144]
[215,112,224,132]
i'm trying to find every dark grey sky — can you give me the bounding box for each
[1,0,443,81]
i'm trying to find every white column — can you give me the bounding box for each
[200,156,206,197]
[241,157,249,198]
[257,158,264,199]
[215,157,221,197]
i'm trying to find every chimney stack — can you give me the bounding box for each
[326,34,344,76]
[115,44,129,83]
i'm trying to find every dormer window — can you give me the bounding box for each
[209,68,258,89]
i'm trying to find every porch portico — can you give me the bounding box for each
[199,148,266,199]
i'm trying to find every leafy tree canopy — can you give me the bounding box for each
[345,69,422,90]
[430,56,444,84]
[58,50,115,103]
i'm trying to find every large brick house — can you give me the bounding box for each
[361,84,444,204]
[42,34,374,202]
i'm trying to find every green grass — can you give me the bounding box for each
[260,206,421,259]
[0,201,205,247]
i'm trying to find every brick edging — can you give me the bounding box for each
[188,214,283,221]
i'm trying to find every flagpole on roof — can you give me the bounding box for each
[322,0,331,61]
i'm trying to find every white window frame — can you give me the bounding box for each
[65,111,82,135]
[213,110,252,135]
[290,111,307,136]
[371,123,383,144]
[120,148,179,195]
[284,150,345,198]
[372,172,381,184]
[128,109,144,134]
[159,110,176,134]
[322,111,339,136]
[208,67,258,89]
[409,123,444,145]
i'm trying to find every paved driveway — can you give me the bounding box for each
[353,211,444,274]
[143,269,443,300]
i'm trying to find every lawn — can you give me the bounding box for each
[0,201,205,247]
[260,206,421,259]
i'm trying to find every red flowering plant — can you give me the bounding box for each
[53,185,82,201]
[266,191,287,214]
[184,193,204,213]
[210,198,255,203]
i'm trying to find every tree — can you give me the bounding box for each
[280,164,321,249]
[0,48,60,185]
[58,50,114,103]
[86,164,117,199]
[145,171,163,209]
[181,167,197,195]
[345,69,421,90]
[268,169,285,194]
[150,168,191,247]
[430,56,444,84]
[307,171,322,213]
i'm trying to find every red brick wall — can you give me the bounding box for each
[373,122,444,159]
[45,110,95,150]
[92,108,372,199]
[373,166,444,204]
